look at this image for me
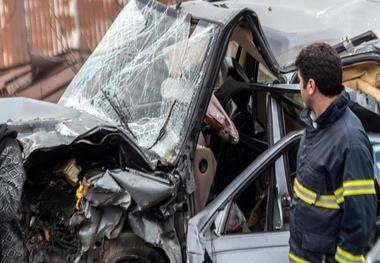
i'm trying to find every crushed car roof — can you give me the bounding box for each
[203,0,380,68]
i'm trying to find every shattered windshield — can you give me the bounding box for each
[59,0,218,166]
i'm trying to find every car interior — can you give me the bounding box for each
[191,20,300,232]
[191,20,380,238]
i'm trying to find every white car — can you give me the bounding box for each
[1,0,380,262]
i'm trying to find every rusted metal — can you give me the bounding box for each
[0,51,88,102]
[1,0,129,70]
[0,0,184,102]
[25,0,126,58]
[0,0,29,69]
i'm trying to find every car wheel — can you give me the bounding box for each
[101,232,168,263]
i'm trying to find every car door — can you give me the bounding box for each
[187,129,303,263]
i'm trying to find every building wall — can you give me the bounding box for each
[0,0,178,70]
[0,0,29,68]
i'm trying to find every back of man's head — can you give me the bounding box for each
[296,42,343,97]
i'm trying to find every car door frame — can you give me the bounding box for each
[187,128,303,263]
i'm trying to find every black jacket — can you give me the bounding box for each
[289,91,377,262]
[0,124,26,263]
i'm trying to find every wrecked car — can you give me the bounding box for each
[1,0,380,262]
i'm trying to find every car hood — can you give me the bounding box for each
[0,97,118,158]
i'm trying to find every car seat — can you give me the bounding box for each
[192,132,217,214]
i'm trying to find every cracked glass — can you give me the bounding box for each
[59,0,218,166]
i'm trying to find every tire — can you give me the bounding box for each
[101,232,168,263]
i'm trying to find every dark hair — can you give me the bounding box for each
[295,42,343,97]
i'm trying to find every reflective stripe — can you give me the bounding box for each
[294,178,317,203]
[315,194,339,209]
[343,179,376,195]
[334,179,376,204]
[289,252,311,263]
[335,187,344,204]
[335,246,364,263]
[294,178,340,209]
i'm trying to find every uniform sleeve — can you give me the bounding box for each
[333,143,377,263]
[0,138,25,222]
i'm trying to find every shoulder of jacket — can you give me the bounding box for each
[0,136,21,154]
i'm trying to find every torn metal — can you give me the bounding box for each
[1,0,380,262]
[0,0,212,261]
[19,130,182,262]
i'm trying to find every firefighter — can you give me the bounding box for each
[289,43,377,263]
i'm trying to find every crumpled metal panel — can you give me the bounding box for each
[0,97,117,158]
[71,169,132,258]
[0,89,183,263]
[109,168,180,210]
[213,0,380,67]
[186,220,204,263]
[70,168,179,261]
[128,208,182,263]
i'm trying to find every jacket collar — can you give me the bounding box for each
[0,124,17,144]
[300,90,350,130]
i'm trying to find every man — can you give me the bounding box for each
[289,42,377,263]
[0,124,25,262]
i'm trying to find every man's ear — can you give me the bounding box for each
[308,78,317,95]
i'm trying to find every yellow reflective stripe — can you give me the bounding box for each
[335,246,364,263]
[344,179,374,187]
[294,178,340,209]
[335,187,344,204]
[343,179,376,195]
[289,252,311,263]
[315,194,340,209]
[335,180,376,204]
[294,178,317,204]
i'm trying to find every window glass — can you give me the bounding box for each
[59,0,219,165]
[257,63,276,83]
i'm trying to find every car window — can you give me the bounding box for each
[258,63,276,83]
[59,1,220,166]
[214,140,298,235]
